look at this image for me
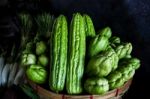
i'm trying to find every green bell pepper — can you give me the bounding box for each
[26,64,47,84]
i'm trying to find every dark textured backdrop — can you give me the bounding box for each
[0,0,150,98]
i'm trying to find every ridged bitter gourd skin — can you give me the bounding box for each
[66,13,86,94]
[49,15,68,92]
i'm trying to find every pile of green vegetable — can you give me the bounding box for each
[19,13,54,84]
[21,13,140,95]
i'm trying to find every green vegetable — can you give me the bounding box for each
[122,69,135,81]
[115,43,132,59]
[21,53,36,66]
[86,51,113,77]
[19,13,33,50]
[107,71,125,90]
[35,13,54,38]
[66,13,86,94]
[109,36,121,44]
[123,54,132,59]
[23,42,34,54]
[83,14,96,37]
[26,64,47,84]
[38,55,48,67]
[109,36,120,48]
[49,15,68,92]
[88,35,109,57]
[117,64,135,81]
[98,27,112,39]
[125,58,140,70]
[84,77,109,95]
[105,46,119,71]
[109,77,125,90]
[36,41,47,55]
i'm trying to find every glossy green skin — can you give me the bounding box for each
[36,41,47,55]
[98,27,112,39]
[86,51,113,77]
[88,35,109,57]
[26,64,47,84]
[107,71,125,90]
[49,15,68,92]
[83,14,96,37]
[115,43,132,59]
[38,55,48,67]
[21,53,36,66]
[66,13,86,94]
[84,78,109,95]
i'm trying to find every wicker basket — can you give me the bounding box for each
[28,79,132,99]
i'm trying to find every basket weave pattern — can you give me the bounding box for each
[28,79,132,99]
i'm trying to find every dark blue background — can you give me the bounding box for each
[0,0,150,98]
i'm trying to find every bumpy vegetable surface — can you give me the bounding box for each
[115,43,132,59]
[107,71,125,90]
[120,58,140,70]
[66,13,86,94]
[105,47,119,71]
[49,15,68,92]
[88,35,109,57]
[83,14,96,37]
[98,27,112,39]
[86,51,113,77]
[109,36,121,44]
[109,36,120,48]
[26,64,47,84]
[84,78,109,95]
[117,64,135,82]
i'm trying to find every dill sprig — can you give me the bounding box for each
[19,13,33,49]
[35,13,54,39]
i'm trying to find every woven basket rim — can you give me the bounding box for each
[27,78,132,99]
